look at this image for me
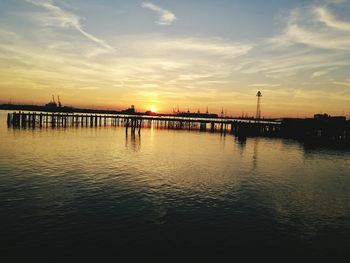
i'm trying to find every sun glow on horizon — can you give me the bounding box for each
[150,106,156,113]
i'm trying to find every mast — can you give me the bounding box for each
[256,91,262,119]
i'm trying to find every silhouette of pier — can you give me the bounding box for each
[7,111,280,136]
[6,111,350,146]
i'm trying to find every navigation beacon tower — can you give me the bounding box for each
[256,91,262,119]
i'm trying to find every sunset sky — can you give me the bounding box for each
[1,0,350,117]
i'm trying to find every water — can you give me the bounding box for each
[1,110,350,261]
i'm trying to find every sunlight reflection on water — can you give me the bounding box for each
[0,111,350,261]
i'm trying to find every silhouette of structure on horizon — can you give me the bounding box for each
[58,96,62,108]
[45,95,58,108]
[314,113,346,121]
[256,91,262,119]
[6,110,350,147]
[45,95,63,109]
[121,105,135,114]
[174,109,218,118]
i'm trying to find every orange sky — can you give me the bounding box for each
[1,0,350,118]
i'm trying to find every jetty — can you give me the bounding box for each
[6,111,281,137]
[5,111,350,146]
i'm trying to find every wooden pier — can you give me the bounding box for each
[6,111,281,137]
[6,111,349,145]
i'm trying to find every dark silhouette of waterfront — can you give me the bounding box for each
[5,109,350,147]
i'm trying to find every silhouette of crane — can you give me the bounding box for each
[58,95,62,108]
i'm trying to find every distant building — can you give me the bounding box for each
[121,105,136,114]
[314,113,346,122]
[314,113,329,119]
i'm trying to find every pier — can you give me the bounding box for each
[6,111,281,137]
[6,111,350,145]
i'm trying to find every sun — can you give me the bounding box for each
[150,106,156,113]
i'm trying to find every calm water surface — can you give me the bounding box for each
[0,111,350,261]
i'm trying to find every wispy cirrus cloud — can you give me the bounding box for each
[153,37,252,58]
[269,2,350,51]
[311,67,338,78]
[315,6,350,31]
[333,81,350,87]
[248,83,281,87]
[79,87,99,90]
[238,1,350,81]
[142,2,176,25]
[119,35,253,60]
[311,70,328,79]
[0,28,21,41]
[25,0,115,52]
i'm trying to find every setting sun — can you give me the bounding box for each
[150,106,156,113]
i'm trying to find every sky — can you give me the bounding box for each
[0,0,350,117]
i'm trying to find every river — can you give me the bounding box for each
[0,110,349,261]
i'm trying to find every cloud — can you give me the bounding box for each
[269,3,350,51]
[248,83,281,87]
[25,0,115,52]
[311,67,338,78]
[284,24,350,50]
[238,49,349,77]
[333,81,350,87]
[123,35,253,59]
[79,87,99,90]
[239,1,350,80]
[139,83,159,88]
[0,28,21,41]
[311,70,328,78]
[142,2,176,25]
[154,37,252,58]
[315,6,350,31]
